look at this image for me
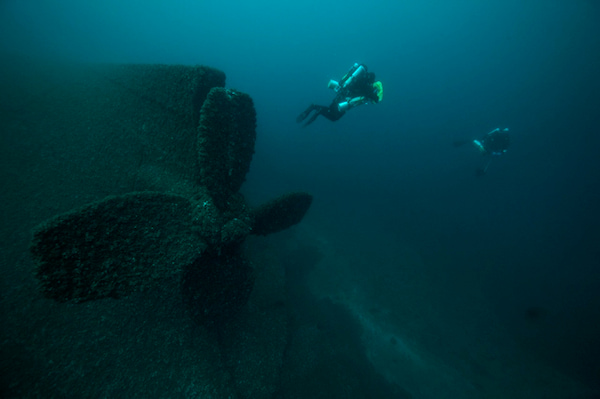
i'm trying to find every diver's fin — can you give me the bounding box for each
[250,192,313,236]
[296,105,314,123]
[476,157,493,177]
[302,110,320,127]
[31,192,206,302]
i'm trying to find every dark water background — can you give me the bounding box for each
[2,0,600,396]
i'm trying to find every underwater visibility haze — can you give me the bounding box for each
[1,1,599,397]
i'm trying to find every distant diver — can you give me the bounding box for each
[473,128,510,176]
[454,128,510,176]
[296,63,383,127]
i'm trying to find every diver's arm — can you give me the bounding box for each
[337,96,368,112]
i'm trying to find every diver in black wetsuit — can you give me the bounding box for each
[297,96,346,124]
[473,128,510,156]
[296,63,383,127]
[473,128,510,176]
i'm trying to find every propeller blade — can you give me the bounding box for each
[31,192,206,302]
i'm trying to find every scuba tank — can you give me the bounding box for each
[339,63,366,91]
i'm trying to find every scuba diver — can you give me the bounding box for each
[453,127,510,176]
[296,63,383,127]
[473,128,510,176]
[473,127,510,156]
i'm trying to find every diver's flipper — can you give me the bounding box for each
[476,158,493,177]
[250,192,313,236]
[197,88,257,209]
[31,192,206,302]
[296,104,316,123]
[302,110,321,127]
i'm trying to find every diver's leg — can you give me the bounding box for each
[319,104,345,122]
